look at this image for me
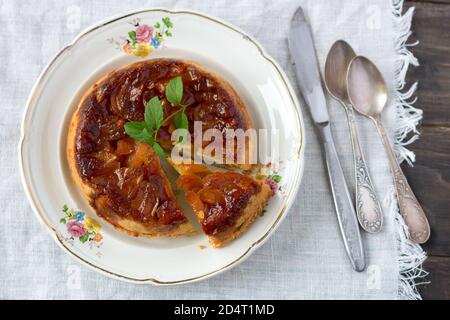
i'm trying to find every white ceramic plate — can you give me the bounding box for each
[19,8,305,284]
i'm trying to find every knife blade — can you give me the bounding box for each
[288,7,366,272]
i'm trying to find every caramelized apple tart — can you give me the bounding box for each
[177,170,273,247]
[67,58,271,243]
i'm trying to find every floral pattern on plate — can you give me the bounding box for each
[108,17,174,58]
[256,161,285,196]
[60,205,103,248]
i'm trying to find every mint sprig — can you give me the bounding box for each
[145,96,164,130]
[124,76,190,156]
[124,122,148,142]
[165,76,183,105]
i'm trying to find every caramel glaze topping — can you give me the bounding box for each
[75,59,247,225]
[177,172,260,234]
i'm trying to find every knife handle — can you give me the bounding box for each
[319,124,366,272]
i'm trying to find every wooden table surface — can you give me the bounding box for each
[403,0,449,300]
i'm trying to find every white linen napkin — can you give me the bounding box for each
[0,0,426,299]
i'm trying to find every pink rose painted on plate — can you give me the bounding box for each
[109,17,174,58]
[66,221,86,238]
[136,24,154,43]
[60,205,104,247]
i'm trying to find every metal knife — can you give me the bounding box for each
[288,7,365,272]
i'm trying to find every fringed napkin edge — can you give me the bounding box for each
[390,0,429,300]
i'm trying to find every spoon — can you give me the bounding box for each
[324,40,383,233]
[347,56,430,244]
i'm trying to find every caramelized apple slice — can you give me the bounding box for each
[177,174,203,192]
[116,138,134,156]
[177,171,272,247]
[126,142,154,168]
[198,188,226,206]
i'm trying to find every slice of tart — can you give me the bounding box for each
[176,167,273,248]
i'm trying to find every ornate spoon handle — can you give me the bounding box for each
[346,108,383,233]
[374,118,430,243]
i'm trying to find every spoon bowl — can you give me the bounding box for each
[324,40,356,106]
[347,56,388,118]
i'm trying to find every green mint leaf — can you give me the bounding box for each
[145,97,163,130]
[154,22,161,29]
[272,174,282,183]
[60,218,66,224]
[174,112,189,142]
[62,204,68,212]
[152,141,166,157]
[142,128,155,144]
[162,17,173,28]
[124,121,148,142]
[165,30,172,37]
[174,112,188,130]
[165,76,183,105]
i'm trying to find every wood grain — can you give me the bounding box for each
[402,126,450,256]
[404,0,450,299]
[405,1,450,127]
[420,256,450,299]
